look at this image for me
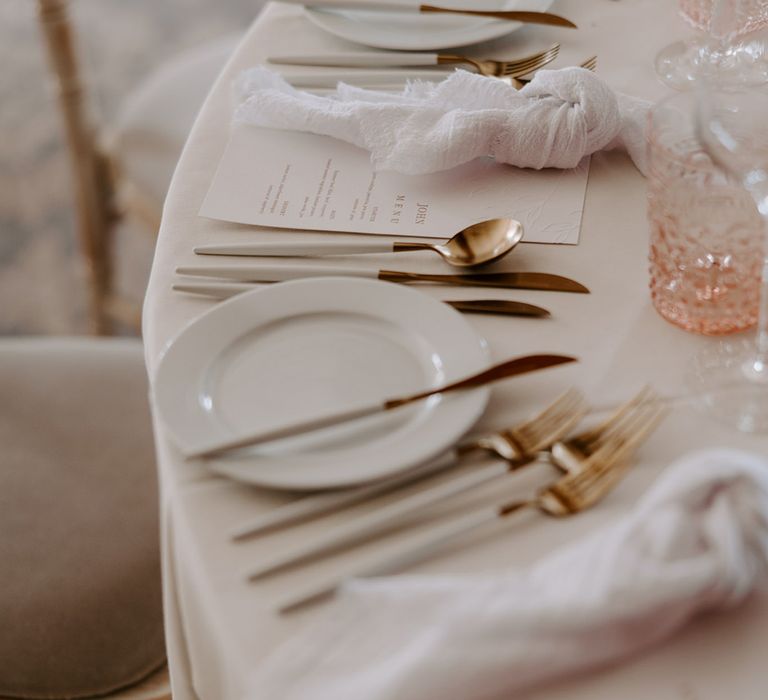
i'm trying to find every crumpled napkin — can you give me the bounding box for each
[243,448,768,700]
[234,66,650,175]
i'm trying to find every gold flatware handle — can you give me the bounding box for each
[186,354,576,459]
[379,270,590,293]
[419,4,577,28]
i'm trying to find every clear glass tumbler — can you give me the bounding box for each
[656,0,768,88]
[682,0,768,34]
[647,91,762,335]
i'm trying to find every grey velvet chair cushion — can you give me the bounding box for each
[0,338,165,699]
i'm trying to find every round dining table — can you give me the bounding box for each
[142,1,768,698]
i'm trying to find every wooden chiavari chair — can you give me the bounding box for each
[36,0,241,333]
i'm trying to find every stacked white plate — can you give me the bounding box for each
[155,277,490,490]
[303,0,555,50]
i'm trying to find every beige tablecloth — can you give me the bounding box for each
[142,2,768,698]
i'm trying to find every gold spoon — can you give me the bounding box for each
[194,218,525,269]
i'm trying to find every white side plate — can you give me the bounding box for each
[304,0,555,51]
[154,277,489,490]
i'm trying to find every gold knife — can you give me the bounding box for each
[419,5,576,27]
[184,354,576,459]
[175,265,589,293]
[171,282,551,317]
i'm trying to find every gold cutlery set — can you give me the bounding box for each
[176,46,598,314]
[231,387,665,612]
[272,43,563,87]
[270,45,598,90]
[271,44,561,75]
[174,18,636,610]
[176,214,591,317]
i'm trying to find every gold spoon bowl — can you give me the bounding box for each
[392,218,524,267]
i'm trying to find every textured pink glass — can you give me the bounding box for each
[680,0,768,34]
[647,93,762,335]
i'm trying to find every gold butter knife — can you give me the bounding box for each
[175,265,589,293]
[447,299,550,317]
[184,353,576,459]
[171,282,551,317]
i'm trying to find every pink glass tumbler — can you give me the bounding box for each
[647,91,762,335]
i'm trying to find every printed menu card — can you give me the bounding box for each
[201,124,590,244]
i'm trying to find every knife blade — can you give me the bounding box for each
[175,265,590,293]
[172,282,551,317]
[379,269,590,293]
[446,299,550,317]
[184,354,576,459]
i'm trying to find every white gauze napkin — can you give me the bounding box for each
[234,66,650,176]
[244,449,768,700]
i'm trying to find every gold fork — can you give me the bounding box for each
[277,398,665,612]
[232,388,587,541]
[471,385,656,474]
[460,386,587,463]
[437,43,561,78]
[516,55,598,86]
[245,391,660,581]
[547,385,655,472]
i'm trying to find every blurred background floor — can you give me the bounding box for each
[0,0,259,335]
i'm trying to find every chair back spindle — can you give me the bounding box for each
[37,0,115,334]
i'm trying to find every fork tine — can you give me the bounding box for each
[578,402,665,477]
[545,402,665,512]
[582,392,660,454]
[502,47,559,74]
[500,43,559,71]
[469,387,586,459]
[514,53,596,84]
[512,44,560,69]
[513,388,583,440]
[549,395,660,475]
[570,386,655,447]
[526,401,662,514]
[520,392,584,441]
[503,45,560,76]
[515,391,588,451]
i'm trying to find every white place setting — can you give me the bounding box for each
[293,0,568,51]
[141,1,768,699]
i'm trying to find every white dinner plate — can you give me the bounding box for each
[155,277,490,490]
[304,0,555,51]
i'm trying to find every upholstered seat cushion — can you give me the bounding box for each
[0,338,164,699]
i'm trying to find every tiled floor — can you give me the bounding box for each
[0,0,257,335]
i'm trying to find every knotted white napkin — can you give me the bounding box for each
[235,66,650,175]
[244,449,768,700]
